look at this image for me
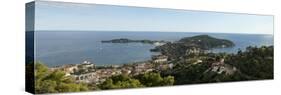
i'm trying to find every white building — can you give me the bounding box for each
[152,55,168,63]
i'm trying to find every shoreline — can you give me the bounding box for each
[44,35,272,85]
[36,33,273,67]
[44,44,273,88]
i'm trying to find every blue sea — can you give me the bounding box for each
[35,31,273,67]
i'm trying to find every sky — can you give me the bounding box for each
[32,1,274,34]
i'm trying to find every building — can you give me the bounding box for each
[78,61,95,72]
[50,64,78,76]
[210,58,237,75]
[185,47,201,55]
[153,42,166,46]
[152,55,168,63]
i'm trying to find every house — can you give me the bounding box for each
[210,58,237,75]
[79,61,95,70]
[153,42,165,46]
[192,59,203,65]
[50,64,78,76]
[168,63,174,69]
[186,47,201,55]
[152,55,168,63]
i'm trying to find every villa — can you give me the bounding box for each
[152,55,168,63]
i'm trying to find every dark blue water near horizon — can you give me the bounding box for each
[35,31,273,67]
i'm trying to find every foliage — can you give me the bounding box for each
[226,46,274,79]
[35,62,89,94]
[33,45,273,92]
[99,72,174,90]
[134,72,174,86]
[163,61,210,84]
[98,74,143,89]
[179,35,235,49]
[152,35,235,59]
[161,45,273,85]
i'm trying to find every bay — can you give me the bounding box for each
[35,31,273,67]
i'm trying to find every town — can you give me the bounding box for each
[50,54,173,84]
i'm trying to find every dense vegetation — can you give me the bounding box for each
[178,35,235,49]
[35,62,89,94]
[151,35,235,59]
[98,74,144,89]
[98,72,174,89]
[34,62,174,93]
[226,46,274,79]
[161,45,273,85]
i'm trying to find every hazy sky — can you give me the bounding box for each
[34,1,273,34]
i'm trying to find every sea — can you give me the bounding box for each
[34,31,273,67]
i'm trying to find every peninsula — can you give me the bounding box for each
[150,35,235,58]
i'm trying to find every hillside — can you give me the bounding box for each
[178,35,235,49]
[151,35,235,59]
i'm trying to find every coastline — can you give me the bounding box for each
[36,32,273,67]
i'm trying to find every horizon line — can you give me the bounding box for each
[29,30,274,35]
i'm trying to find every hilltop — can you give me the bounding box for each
[178,35,235,49]
[151,35,235,59]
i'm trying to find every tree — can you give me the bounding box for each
[99,79,114,89]
[136,72,163,86]
[135,72,174,87]
[99,72,174,90]
[226,46,273,79]
[34,62,89,94]
[99,74,143,89]
[162,76,175,86]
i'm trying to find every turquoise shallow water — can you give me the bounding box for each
[34,31,273,67]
